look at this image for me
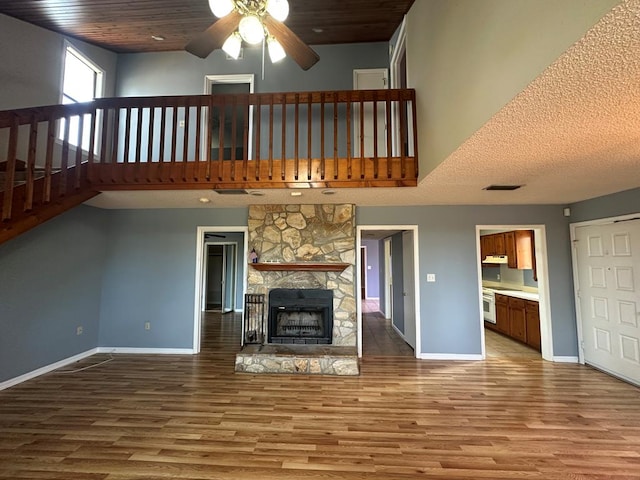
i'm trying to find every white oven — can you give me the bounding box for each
[482,288,496,324]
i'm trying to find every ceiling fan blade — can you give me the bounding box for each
[185,11,242,59]
[264,16,320,71]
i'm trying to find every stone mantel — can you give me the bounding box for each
[249,262,350,272]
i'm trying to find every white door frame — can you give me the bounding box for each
[203,74,255,161]
[357,225,421,358]
[384,237,393,318]
[193,226,248,354]
[389,16,407,157]
[203,241,238,313]
[570,212,640,365]
[476,224,554,361]
[353,68,389,158]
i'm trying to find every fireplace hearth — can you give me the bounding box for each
[268,288,333,344]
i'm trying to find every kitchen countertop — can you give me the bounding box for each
[485,288,539,302]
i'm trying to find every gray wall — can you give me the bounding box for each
[569,187,640,223]
[116,42,389,97]
[98,208,248,349]
[391,232,405,334]
[361,239,380,298]
[0,206,107,382]
[0,14,118,110]
[357,204,575,356]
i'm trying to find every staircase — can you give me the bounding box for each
[0,89,418,245]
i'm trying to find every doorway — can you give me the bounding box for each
[204,74,254,161]
[357,226,420,358]
[353,68,389,158]
[193,227,248,354]
[476,225,553,361]
[203,243,237,313]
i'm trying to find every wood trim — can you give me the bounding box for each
[249,262,350,272]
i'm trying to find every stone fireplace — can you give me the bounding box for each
[235,204,359,375]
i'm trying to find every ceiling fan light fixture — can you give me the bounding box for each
[267,36,286,63]
[222,32,242,59]
[266,0,289,22]
[208,0,234,18]
[238,14,264,44]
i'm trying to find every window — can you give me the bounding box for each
[60,44,104,152]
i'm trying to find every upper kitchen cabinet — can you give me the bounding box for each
[505,230,535,270]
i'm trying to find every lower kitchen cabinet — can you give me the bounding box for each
[525,300,541,351]
[488,294,541,353]
[495,294,510,335]
[508,297,527,343]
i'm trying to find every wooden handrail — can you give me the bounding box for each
[0,89,418,238]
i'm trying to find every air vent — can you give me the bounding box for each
[214,189,249,195]
[483,185,522,191]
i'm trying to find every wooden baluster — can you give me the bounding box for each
[1,115,19,221]
[217,97,225,181]
[268,94,274,180]
[134,107,143,182]
[98,107,109,184]
[307,93,312,180]
[346,97,352,179]
[373,97,379,179]
[25,118,38,211]
[399,96,407,178]
[294,93,299,180]
[59,114,71,196]
[206,98,213,181]
[333,93,338,179]
[359,91,364,179]
[320,92,325,180]
[170,106,178,183]
[110,109,121,184]
[74,113,84,189]
[44,116,56,201]
[194,102,202,181]
[230,95,237,181]
[411,92,419,178]
[123,107,132,172]
[255,96,261,180]
[281,94,286,180]
[146,106,155,182]
[158,104,166,181]
[87,109,96,167]
[386,90,392,179]
[242,94,249,181]
[182,103,190,182]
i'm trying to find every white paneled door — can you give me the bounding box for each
[574,219,640,385]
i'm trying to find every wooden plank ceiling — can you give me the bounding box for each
[0,0,415,54]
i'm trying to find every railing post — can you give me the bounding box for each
[1,114,19,221]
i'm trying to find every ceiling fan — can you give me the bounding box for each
[185,0,320,71]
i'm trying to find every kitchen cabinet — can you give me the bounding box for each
[481,235,496,259]
[525,300,541,351]
[488,293,540,353]
[494,233,506,255]
[508,297,526,343]
[495,294,509,335]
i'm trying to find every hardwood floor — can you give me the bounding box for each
[484,328,541,359]
[1,312,640,479]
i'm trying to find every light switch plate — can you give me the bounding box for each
[426,273,436,282]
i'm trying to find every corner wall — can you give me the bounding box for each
[405,0,620,176]
[0,206,107,382]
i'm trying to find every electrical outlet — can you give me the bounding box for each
[497,273,501,280]
[144,322,151,331]
[76,326,83,335]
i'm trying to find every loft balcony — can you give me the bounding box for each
[0,89,418,243]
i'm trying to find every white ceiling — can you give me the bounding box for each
[85,0,640,210]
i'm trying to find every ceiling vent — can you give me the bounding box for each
[483,185,522,191]
[214,189,249,195]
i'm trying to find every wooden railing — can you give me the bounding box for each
[0,89,417,242]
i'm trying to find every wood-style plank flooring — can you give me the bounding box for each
[1,311,640,479]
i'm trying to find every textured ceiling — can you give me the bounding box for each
[86,0,640,209]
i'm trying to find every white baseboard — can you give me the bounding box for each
[418,353,483,361]
[97,347,194,355]
[0,348,98,391]
[553,356,579,363]
[391,322,406,340]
